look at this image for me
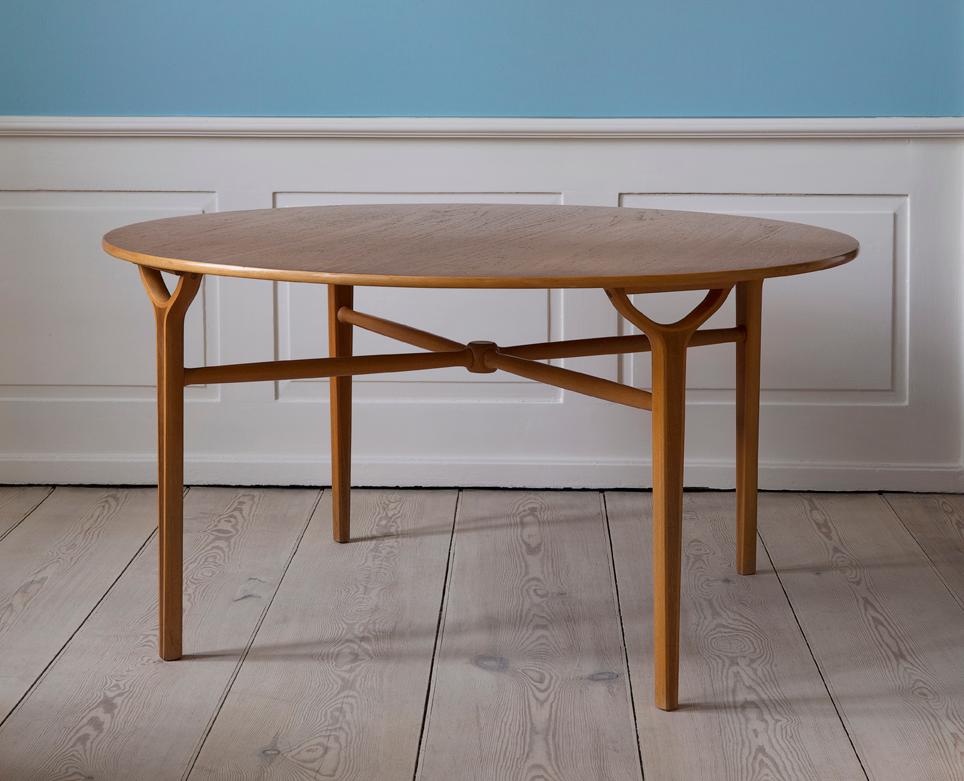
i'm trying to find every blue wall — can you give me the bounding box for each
[2,1,962,117]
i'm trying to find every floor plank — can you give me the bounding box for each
[1,487,959,779]
[0,487,318,781]
[759,492,964,781]
[884,493,964,609]
[190,489,458,781]
[0,485,53,539]
[607,491,863,781]
[0,487,156,720]
[417,490,641,781]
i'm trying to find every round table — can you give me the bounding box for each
[103,203,859,711]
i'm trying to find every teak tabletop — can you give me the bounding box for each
[103,203,859,711]
[103,203,857,288]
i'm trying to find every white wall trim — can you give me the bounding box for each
[2,115,964,139]
[1,453,961,493]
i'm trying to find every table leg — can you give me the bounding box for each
[736,280,763,575]
[328,284,354,543]
[139,268,202,661]
[648,330,689,712]
[605,286,732,711]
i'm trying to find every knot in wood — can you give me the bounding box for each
[466,341,498,373]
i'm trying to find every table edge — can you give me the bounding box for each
[102,238,859,290]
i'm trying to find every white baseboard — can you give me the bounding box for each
[1,454,960,493]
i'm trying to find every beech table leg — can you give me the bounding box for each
[649,332,689,711]
[605,286,732,711]
[328,284,354,543]
[140,268,201,661]
[735,280,763,575]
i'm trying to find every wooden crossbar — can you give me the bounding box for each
[485,351,653,410]
[183,350,470,386]
[340,307,742,360]
[182,307,738,409]
[338,307,466,352]
[502,327,744,360]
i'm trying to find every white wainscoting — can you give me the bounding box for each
[0,118,961,490]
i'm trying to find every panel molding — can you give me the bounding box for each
[0,189,220,401]
[619,193,907,405]
[1,116,963,139]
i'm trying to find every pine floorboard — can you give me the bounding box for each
[0,487,157,721]
[0,487,961,779]
[417,491,641,781]
[759,493,964,781]
[607,491,864,780]
[0,487,318,780]
[0,486,51,540]
[884,493,964,609]
[190,490,457,781]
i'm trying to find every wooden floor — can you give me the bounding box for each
[0,487,962,780]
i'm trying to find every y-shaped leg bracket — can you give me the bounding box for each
[606,286,732,711]
[140,267,202,661]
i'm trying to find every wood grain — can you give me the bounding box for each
[758,492,964,780]
[141,266,202,661]
[607,285,732,710]
[0,487,156,720]
[645,326,688,711]
[0,485,52,540]
[328,283,354,543]
[0,488,318,780]
[103,204,858,289]
[190,489,458,781]
[884,493,964,608]
[735,279,763,575]
[606,491,863,780]
[1,488,959,778]
[417,490,641,781]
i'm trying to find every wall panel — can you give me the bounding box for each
[0,124,959,490]
[620,194,904,402]
[0,191,218,399]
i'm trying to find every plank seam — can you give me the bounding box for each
[0,485,55,544]
[0,488,160,730]
[601,492,647,780]
[880,493,964,613]
[411,489,461,781]
[180,488,325,781]
[757,510,871,781]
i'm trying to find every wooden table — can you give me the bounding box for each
[103,204,858,711]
